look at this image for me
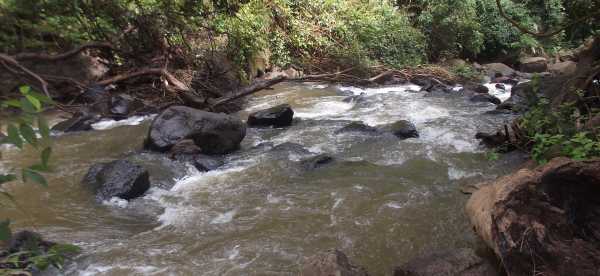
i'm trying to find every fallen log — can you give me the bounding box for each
[466,157,600,276]
[209,75,287,108]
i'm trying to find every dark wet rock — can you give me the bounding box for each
[82,159,150,201]
[300,154,336,171]
[301,249,370,276]
[483,63,515,78]
[110,94,143,117]
[191,155,224,172]
[384,120,419,139]
[475,131,508,148]
[335,122,381,135]
[247,104,294,127]
[80,85,109,104]
[393,248,499,276]
[465,83,489,94]
[491,76,518,86]
[494,83,506,90]
[343,93,367,103]
[484,109,513,115]
[169,140,224,172]
[51,112,101,132]
[145,106,246,154]
[466,158,600,276]
[519,57,548,73]
[470,94,501,105]
[270,142,311,155]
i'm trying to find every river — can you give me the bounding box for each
[0,82,523,275]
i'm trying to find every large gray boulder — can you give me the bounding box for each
[145,106,246,154]
[482,63,515,78]
[301,249,370,276]
[82,159,150,201]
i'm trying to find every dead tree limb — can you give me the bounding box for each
[209,76,287,108]
[13,42,113,61]
[0,53,50,96]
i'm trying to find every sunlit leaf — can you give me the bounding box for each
[2,99,21,108]
[19,85,31,95]
[29,91,55,104]
[7,124,23,149]
[22,169,47,187]
[25,95,42,111]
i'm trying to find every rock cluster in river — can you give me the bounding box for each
[336,120,419,140]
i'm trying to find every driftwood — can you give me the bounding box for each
[209,76,287,108]
[0,53,50,96]
[13,42,113,61]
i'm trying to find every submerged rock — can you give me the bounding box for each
[145,106,246,154]
[466,158,600,276]
[247,104,294,127]
[82,159,150,201]
[470,94,501,105]
[464,83,490,94]
[335,122,381,135]
[392,248,499,276]
[494,83,506,90]
[270,142,311,155]
[491,76,518,86]
[300,154,336,171]
[169,140,224,172]
[51,112,101,132]
[384,120,419,139]
[301,249,370,276]
[343,93,367,104]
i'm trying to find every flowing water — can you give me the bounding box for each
[0,82,524,275]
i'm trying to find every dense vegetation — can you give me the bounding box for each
[0,0,597,76]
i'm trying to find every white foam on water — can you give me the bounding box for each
[77,265,166,276]
[448,167,481,180]
[91,115,155,130]
[293,100,354,119]
[338,84,421,96]
[102,197,129,208]
[485,82,512,102]
[211,209,237,224]
[385,202,406,209]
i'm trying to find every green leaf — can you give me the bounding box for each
[41,147,52,168]
[2,99,21,108]
[29,91,54,104]
[19,85,31,95]
[25,95,42,111]
[6,124,23,149]
[19,123,38,148]
[22,169,47,187]
[20,98,36,114]
[0,174,17,185]
[38,116,50,139]
[0,219,11,241]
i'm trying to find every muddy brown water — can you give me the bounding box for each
[1,82,523,275]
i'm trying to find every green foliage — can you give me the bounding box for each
[451,64,481,80]
[518,76,600,164]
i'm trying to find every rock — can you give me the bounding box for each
[301,249,369,276]
[384,120,419,139]
[519,57,548,73]
[491,76,518,86]
[392,248,499,276]
[494,83,506,90]
[466,158,600,276]
[548,61,577,76]
[484,109,513,115]
[80,85,110,104]
[335,122,380,135]
[51,112,101,132]
[411,77,451,94]
[270,142,312,156]
[464,83,489,94]
[343,93,367,103]
[247,104,294,127]
[446,58,467,67]
[482,63,515,78]
[110,94,143,117]
[300,154,336,171]
[145,106,246,154]
[475,131,508,148]
[169,140,224,172]
[470,94,501,105]
[82,159,150,201]
[558,49,577,61]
